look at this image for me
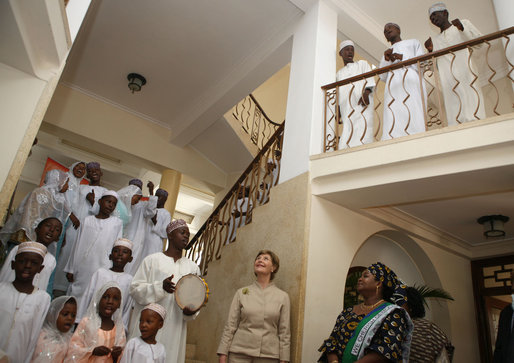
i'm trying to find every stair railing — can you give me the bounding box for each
[186,124,284,275]
[232,93,283,150]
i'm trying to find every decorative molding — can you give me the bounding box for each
[59,82,172,130]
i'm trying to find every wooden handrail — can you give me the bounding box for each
[186,123,284,249]
[249,94,283,127]
[322,26,514,90]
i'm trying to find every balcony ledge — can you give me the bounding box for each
[310,113,514,209]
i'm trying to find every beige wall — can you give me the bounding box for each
[187,172,310,362]
[44,85,227,188]
[302,196,480,363]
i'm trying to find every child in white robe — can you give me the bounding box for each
[143,188,171,257]
[66,282,126,362]
[31,295,77,362]
[77,238,135,331]
[64,190,123,309]
[0,242,51,363]
[0,217,62,291]
[54,162,107,295]
[120,303,166,363]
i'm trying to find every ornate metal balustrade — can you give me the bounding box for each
[186,124,284,275]
[232,94,283,150]
[323,27,514,152]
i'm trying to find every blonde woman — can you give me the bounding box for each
[217,250,290,363]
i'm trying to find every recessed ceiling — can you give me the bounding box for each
[61,0,301,135]
[396,192,514,246]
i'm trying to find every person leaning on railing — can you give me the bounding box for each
[217,250,290,363]
[425,2,485,124]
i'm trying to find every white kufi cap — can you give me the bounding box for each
[113,238,133,251]
[17,241,47,259]
[143,303,167,320]
[338,40,355,53]
[429,2,447,16]
[102,190,119,199]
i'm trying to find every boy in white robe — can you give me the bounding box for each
[64,190,123,308]
[123,178,158,275]
[0,242,51,363]
[54,162,107,295]
[129,219,201,363]
[336,40,376,149]
[379,23,427,140]
[121,303,166,363]
[425,2,485,124]
[76,238,135,331]
[144,188,171,257]
[0,217,62,291]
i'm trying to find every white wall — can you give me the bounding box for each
[302,196,479,363]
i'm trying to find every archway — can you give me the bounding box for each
[346,229,452,334]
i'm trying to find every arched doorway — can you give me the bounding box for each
[344,230,452,334]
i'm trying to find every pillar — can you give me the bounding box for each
[279,0,338,183]
[159,169,182,249]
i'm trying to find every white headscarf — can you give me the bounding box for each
[113,185,142,227]
[65,161,86,211]
[68,282,125,361]
[32,296,76,362]
[0,169,71,245]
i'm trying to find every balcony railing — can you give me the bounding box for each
[322,27,514,152]
[186,124,284,275]
[232,94,283,150]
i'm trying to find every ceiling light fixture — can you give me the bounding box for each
[127,73,146,93]
[477,215,510,238]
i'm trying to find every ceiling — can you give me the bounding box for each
[61,0,301,146]
[396,192,514,246]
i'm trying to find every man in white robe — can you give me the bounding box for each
[425,2,485,125]
[64,190,123,307]
[54,162,107,294]
[336,40,376,149]
[124,196,157,275]
[129,219,201,363]
[143,188,171,257]
[0,242,51,363]
[379,23,427,140]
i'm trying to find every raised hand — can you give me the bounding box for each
[424,37,433,53]
[451,18,464,31]
[163,274,176,293]
[384,48,394,61]
[147,181,155,195]
[86,189,95,206]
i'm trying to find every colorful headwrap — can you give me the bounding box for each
[166,219,188,235]
[17,241,47,258]
[101,190,119,200]
[429,2,447,16]
[368,262,408,306]
[143,303,167,321]
[155,188,169,198]
[128,178,143,189]
[86,162,100,170]
[338,40,355,53]
[385,22,401,31]
[113,238,133,251]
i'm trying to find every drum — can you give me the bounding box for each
[174,274,208,312]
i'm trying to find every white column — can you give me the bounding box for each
[279,0,337,183]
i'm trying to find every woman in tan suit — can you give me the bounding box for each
[217,250,290,363]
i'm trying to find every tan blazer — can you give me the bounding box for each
[217,282,291,361]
